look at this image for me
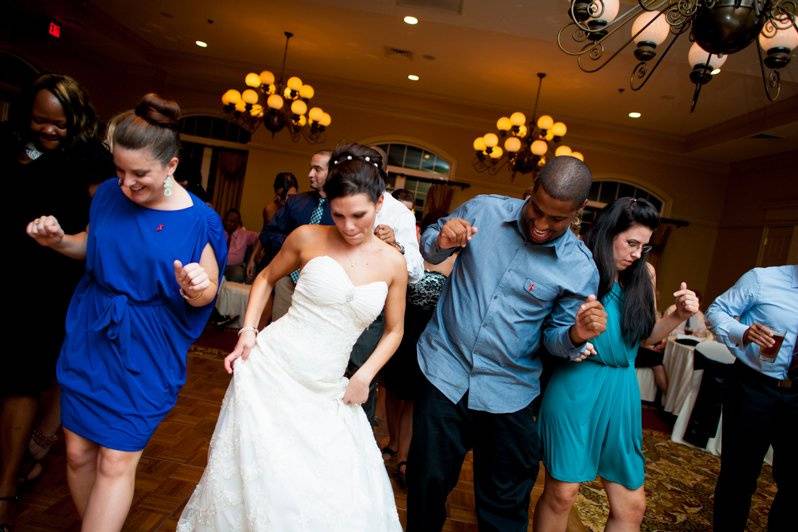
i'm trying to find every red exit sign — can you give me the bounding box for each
[48,20,61,38]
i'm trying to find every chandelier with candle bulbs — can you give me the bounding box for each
[220,31,331,142]
[472,72,584,180]
[557,1,798,111]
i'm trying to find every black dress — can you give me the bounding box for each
[383,271,448,400]
[2,130,113,396]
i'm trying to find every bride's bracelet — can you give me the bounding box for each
[238,326,258,336]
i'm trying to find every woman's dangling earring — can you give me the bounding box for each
[163,174,175,197]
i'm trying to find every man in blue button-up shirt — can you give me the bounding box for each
[406,156,606,532]
[706,264,798,532]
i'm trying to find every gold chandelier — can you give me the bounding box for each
[472,73,583,180]
[220,32,331,142]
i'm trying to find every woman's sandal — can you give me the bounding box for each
[18,429,59,485]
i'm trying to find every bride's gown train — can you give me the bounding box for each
[178,256,401,531]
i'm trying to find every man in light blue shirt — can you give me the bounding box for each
[406,156,607,532]
[706,265,798,532]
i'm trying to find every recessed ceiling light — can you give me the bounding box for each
[195,40,208,48]
[628,111,642,119]
[711,68,721,75]
[408,74,420,81]
[403,16,419,25]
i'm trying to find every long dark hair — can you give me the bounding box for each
[273,171,299,201]
[586,197,660,345]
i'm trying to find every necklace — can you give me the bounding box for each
[24,143,44,161]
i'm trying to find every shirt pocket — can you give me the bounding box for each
[523,278,559,303]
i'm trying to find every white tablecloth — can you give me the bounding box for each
[214,280,251,329]
[636,368,657,402]
[662,340,696,414]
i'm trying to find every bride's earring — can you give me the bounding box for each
[163,174,175,197]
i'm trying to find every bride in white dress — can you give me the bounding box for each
[178,144,407,531]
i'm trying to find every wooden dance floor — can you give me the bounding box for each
[13,332,585,531]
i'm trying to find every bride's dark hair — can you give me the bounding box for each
[324,143,386,202]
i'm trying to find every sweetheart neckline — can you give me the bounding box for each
[301,255,388,289]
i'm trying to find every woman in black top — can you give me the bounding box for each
[1,74,112,528]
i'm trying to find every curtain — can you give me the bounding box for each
[210,148,248,215]
[424,184,454,217]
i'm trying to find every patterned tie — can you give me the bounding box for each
[290,197,326,283]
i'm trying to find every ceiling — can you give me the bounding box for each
[30,0,798,161]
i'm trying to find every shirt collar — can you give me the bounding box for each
[790,265,798,288]
[504,198,572,258]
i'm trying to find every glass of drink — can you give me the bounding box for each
[759,326,786,363]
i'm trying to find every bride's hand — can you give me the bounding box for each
[224,330,257,374]
[342,372,371,406]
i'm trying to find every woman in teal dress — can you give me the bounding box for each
[535,197,699,531]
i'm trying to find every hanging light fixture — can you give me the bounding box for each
[472,72,584,180]
[220,31,332,142]
[557,1,798,112]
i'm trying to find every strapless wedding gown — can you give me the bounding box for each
[177,256,401,531]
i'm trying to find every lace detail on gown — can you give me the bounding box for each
[177,256,400,531]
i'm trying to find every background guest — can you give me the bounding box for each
[391,188,415,212]
[222,208,258,283]
[262,171,299,227]
[258,150,332,320]
[706,264,798,532]
[1,73,112,529]
[246,171,299,280]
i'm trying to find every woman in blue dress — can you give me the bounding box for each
[535,197,699,531]
[26,93,226,531]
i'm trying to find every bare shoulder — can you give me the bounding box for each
[285,224,329,249]
[373,238,407,281]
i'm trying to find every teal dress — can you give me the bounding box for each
[539,282,644,490]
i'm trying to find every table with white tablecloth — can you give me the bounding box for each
[214,280,251,329]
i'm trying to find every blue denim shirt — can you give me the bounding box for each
[417,195,599,413]
[706,265,798,380]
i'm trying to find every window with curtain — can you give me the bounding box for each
[177,116,250,214]
[375,142,454,218]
